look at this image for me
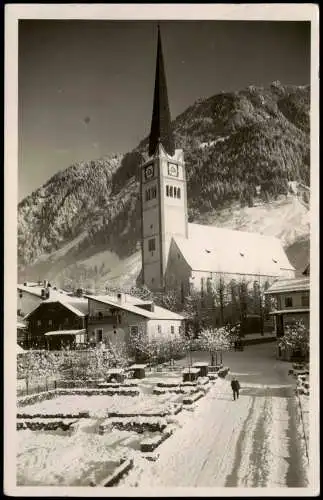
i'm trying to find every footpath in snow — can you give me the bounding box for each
[122,377,308,488]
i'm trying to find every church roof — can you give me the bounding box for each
[173,223,295,276]
[148,25,175,157]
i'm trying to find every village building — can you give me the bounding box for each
[264,274,310,337]
[17,281,70,318]
[22,296,88,350]
[86,292,184,349]
[139,27,295,300]
[17,318,27,347]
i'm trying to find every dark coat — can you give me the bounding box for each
[231,379,240,391]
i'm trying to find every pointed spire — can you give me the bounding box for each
[148,25,175,157]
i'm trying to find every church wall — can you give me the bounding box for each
[165,240,192,300]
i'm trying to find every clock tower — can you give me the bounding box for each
[140,27,188,290]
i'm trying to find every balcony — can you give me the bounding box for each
[88,314,120,325]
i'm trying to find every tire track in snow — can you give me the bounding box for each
[224,396,257,486]
[225,396,267,486]
[248,396,272,487]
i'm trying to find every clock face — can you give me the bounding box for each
[144,164,154,180]
[168,163,179,177]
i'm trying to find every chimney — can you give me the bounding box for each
[116,292,125,304]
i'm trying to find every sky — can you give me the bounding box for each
[18,20,310,200]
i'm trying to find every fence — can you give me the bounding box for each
[17,377,58,398]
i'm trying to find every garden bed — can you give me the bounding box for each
[17,418,77,431]
[16,430,129,486]
[99,458,134,487]
[183,392,205,405]
[140,425,175,452]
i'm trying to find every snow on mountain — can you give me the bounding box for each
[18,82,310,289]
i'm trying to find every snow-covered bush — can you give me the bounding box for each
[278,320,309,361]
[197,327,232,364]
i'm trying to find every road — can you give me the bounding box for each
[129,342,308,488]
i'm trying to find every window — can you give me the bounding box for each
[301,294,309,307]
[96,329,103,342]
[201,278,205,296]
[285,296,293,308]
[64,317,69,325]
[130,326,139,336]
[177,187,181,199]
[174,187,177,197]
[48,319,53,326]
[171,325,175,334]
[148,238,156,252]
[37,320,41,327]
[152,186,157,198]
[169,186,173,197]
[206,277,212,294]
[145,190,149,202]
[166,185,169,196]
[157,325,162,334]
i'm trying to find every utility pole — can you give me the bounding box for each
[259,271,264,336]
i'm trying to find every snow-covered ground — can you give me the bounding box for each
[19,392,180,419]
[16,429,130,486]
[121,378,308,488]
[16,345,311,489]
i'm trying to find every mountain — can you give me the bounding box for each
[18,81,310,289]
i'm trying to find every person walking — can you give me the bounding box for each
[231,376,240,400]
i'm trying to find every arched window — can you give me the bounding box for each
[177,187,181,199]
[169,186,173,197]
[174,187,177,197]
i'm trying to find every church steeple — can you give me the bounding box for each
[148,25,175,157]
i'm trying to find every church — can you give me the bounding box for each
[140,27,295,298]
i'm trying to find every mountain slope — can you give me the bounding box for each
[18,82,310,288]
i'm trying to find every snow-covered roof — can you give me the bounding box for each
[17,344,25,353]
[17,320,27,329]
[86,294,184,321]
[173,223,295,276]
[44,329,86,337]
[264,277,310,295]
[269,308,310,315]
[17,284,69,299]
[23,297,88,319]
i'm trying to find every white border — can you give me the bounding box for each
[4,3,320,497]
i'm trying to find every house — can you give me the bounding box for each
[264,276,310,337]
[17,318,27,347]
[139,26,295,301]
[85,292,184,350]
[17,281,70,318]
[23,296,88,350]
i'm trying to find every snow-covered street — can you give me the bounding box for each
[123,343,308,488]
